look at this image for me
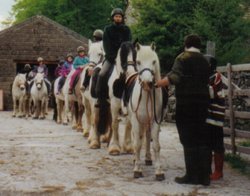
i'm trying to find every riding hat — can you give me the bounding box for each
[93,29,103,39]
[77,46,86,53]
[111,8,124,18]
[37,57,44,62]
[66,53,74,58]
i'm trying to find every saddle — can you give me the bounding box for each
[122,73,138,107]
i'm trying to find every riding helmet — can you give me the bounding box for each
[37,57,44,62]
[93,29,103,40]
[111,8,124,18]
[77,46,86,53]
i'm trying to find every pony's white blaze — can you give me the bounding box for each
[12,73,27,117]
[126,43,166,180]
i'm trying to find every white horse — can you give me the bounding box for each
[121,42,167,180]
[62,68,84,131]
[30,73,48,119]
[12,73,26,117]
[92,41,136,155]
[80,40,105,143]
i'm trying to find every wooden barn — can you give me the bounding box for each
[0,15,88,110]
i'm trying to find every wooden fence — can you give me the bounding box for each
[217,63,250,155]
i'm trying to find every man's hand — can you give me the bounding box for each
[155,77,170,88]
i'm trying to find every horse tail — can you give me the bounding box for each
[95,100,111,135]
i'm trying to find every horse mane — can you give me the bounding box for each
[120,41,137,70]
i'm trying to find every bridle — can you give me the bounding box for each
[130,66,155,126]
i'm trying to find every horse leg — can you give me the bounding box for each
[33,100,39,119]
[56,98,61,123]
[87,102,96,143]
[145,126,152,165]
[122,119,133,154]
[72,101,78,130]
[133,121,143,178]
[18,97,24,118]
[89,106,101,149]
[59,100,64,124]
[108,105,121,155]
[83,98,91,137]
[40,99,45,119]
[101,106,111,143]
[151,123,165,181]
[12,98,17,117]
[63,94,70,125]
[76,103,84,132]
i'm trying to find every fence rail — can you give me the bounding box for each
[220,63,250,155]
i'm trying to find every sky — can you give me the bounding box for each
[0,0,16,30]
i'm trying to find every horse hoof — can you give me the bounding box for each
[145,160,153,166]
[123,147,134,154]
[101,136,109,143]
[109,149,120,156]
[12,115,16,117]
[134,171,143,178]
[83,131,89,138]
[39,117,45,120]
[63,122,68,126]
[33,117,38,119]
[90,141,100,149]
[72,125,77,130]
[156,173,165,181]
[77,127,83,132]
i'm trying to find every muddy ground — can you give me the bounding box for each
[0,111,249,196]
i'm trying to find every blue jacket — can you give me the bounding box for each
[73,56,89,69]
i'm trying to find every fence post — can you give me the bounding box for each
[227,63,236,154]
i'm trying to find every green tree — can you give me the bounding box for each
[131,0,250,72]
[11,0,126,38]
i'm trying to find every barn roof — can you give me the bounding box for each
[0,15,88,43]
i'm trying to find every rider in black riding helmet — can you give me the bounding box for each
[95,8,132,103]
[93,29,103,42]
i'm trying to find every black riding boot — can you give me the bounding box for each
[175,147,199,184]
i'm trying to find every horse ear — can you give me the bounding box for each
[88,39,92,46]
[135,42,141,51]
[151,42,156,51]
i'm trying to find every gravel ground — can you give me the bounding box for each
[0,111,249,196]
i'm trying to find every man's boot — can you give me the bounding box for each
[210,152,224,180]
[198,146,211,186]
[175,147,198,184]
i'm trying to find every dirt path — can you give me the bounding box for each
[0,111,249,196]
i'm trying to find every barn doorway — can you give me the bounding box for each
[15,61,58,82]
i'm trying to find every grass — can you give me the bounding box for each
[238,140,250,147]
[225,153,250,178]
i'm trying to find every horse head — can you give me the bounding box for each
[34,73,44,90]
[88,40,105,66]
[15,73,26,91]
[135,42,161,91]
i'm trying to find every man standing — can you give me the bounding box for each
[156,34,211,186]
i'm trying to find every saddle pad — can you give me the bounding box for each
[122,73,138,106]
